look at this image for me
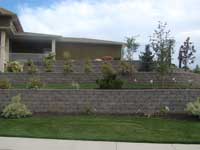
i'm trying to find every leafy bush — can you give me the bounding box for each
[1,94,32,119]
[84,59,93,73]
[0,79,11,89]
[96,74,123,89]
[63,52,73,73]
[26,60,38,74]
[101,63,116,77]
[7,61,23,73]
[96,63,123,89]
[118,61,135,75]
[27,78,44,89]
[43,52,55,72]
[186,97,200,118]
[160,106,170,114]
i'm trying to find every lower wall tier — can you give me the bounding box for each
[0,89,199,114]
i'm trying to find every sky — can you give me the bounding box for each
[0,0,200,67]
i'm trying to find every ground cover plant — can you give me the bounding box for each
[0,115,199,144]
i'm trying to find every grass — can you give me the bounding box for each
[11,82,199,89]
[0,115,199,144]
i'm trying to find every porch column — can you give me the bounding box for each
[5,36,9,62]
[52,39,56,54]
[0,31,6,72]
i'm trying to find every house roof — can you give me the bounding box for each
[14,32,61,40]
[1,8,124,46]
[0,7,23,32]
[58,37,124,45]
[0,7,15,16]
[14,32,124,45]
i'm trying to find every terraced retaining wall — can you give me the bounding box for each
[0,89,199,114]
[0,72,200,85]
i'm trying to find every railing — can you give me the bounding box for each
[9,53,46,62]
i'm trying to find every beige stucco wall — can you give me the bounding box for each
[56,42,122,60]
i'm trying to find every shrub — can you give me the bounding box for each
[0,79,11,89]
[102,56,113,61]
[84,59,93,73]
[43,52,55,72]
[63,52,73,73]
[193,65,200,74]
[26,60,38,74]
[96,63,123,89]
[118,61,135,75]
[160,106,170,114]
[96,75,123,89]
[186,97,200,118]
[84,101,93,115]
[27,77,44,89]
[7,61,23,73]
[1,94,32,119]
[101,63,116,78]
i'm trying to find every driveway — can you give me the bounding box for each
[0,137,199,150]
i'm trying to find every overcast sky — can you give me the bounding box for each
[1,0,200,67]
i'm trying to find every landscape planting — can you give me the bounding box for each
[0,20,200,143]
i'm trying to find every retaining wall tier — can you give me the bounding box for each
[0,72,200,85]
[0,89,199,114]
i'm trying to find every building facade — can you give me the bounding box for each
[0,8,124,72]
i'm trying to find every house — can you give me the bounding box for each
[0,8,124,72]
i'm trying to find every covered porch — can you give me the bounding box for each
[10,32,58,62]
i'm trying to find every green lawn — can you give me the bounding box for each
[12,82,199,89]
[0,115,199,143]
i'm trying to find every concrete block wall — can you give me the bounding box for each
[0,89,199,115]
[0,72,200,85]
[23,60,141,73]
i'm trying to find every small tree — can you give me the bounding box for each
[63,52,73,73]
[150,21,175,83]
[118,61,135,75]
[43,52,55,72]
[84,58,93,73]
[193,65,200,74]
[178,37,196,70]
[139,44,154,72]
[125,37,139,61]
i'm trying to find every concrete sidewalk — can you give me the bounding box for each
[0,137,199,150]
